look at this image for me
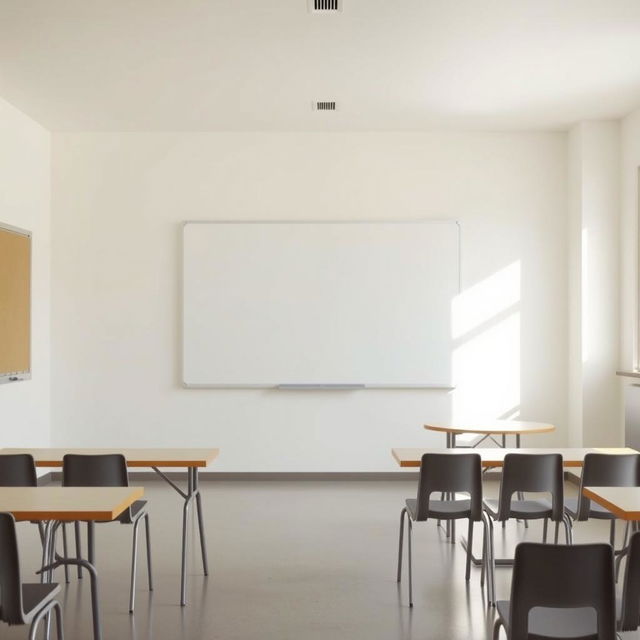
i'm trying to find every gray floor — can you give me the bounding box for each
[5,478,640,640]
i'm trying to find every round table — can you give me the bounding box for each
[425,420,555,539]
[424,420,555,449]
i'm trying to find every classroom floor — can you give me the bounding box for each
[5,478,640,640]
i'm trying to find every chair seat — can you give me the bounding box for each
[563,497,615,520]
[483,498,553,520]
[21,583,60,623]
[405,498,471,520]
[496,600,599,639]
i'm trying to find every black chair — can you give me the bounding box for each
[483,453,572,606]
[0,512,64,640]
[0,454,38,487]
[561,453,640,547]
[493,542,616,639]
[0,454,70,583]
[62,454,152,613]
[619,529,640,632]
[396,452,486,607]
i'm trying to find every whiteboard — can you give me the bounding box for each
[182,221,459,388]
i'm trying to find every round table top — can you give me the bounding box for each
[424,420,555,436]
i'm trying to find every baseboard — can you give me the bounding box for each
[45,470,422,481]
[40,469,572,483]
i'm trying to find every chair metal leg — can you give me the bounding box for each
[144,513,153,591]
[563,515,573,545]
[74,521,82,579]
[542,517,548,543]
[38,556,101,640]
[493,618,503,640]
[61,524,70,584]
[484,513,496,606]
[516,492,528,529]
[54,601,64,640]
[437,493,445,532]
[480,520,486,588]
[397,508,406,583]
[554,521,560,544]
[407,518,413,607]
[616,521,630,581]
[465,518,473,581]
[29,603,53,640]
[129,517,142,613]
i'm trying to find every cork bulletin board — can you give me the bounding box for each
[0,223,31,383]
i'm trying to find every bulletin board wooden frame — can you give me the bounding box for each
[0,222,31,384]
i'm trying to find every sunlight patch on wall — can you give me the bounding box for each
[452,261,521,340]
[582,227,589,364]
[451,261,521,422]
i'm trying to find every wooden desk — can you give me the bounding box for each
[392,447,638,468]
[1,447,217,468]
[1,447,219,606]
[425,420,555,448]
[0,486,143,521]
[0,486,143,640]
[582,486,640,521]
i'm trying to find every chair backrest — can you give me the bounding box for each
[0,513,26,625]
[576,454,640,520]
[414,453,482,521]
[619,530,640,631]
[496,453,563,521]
[509,542,616,640]
[62,454,129,487]
[0,454,37,487]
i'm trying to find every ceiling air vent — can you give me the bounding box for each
[309,0,342,12]
[313,101,337,111]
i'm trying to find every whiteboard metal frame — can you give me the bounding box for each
[182,219,460,390]
[0,221,32,385]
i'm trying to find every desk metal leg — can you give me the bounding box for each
[87,522,95,566]
[39,522,102,640]
[151,466,209,606]
[41,554,102,640]
[194,469,209,576]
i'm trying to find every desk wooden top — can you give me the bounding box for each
[0,448,219,468]
[582,487,640,521]
[392,447,638,468]
[424,420,555,436]
[0,487,144,521]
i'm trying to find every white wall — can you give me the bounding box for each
[619,108,640,445]
[0,98,51,447]
[51,132,568,471]
[621,109,640,371]
[567,122,621,446]
[567,128,583,446]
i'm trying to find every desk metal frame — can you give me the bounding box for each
[150,465,208,605]
[0,448,217,607]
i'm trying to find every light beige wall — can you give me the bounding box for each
[51,131,568,471]
[0,97,51,446]
[568,122,622,446]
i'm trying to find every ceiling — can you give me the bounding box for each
[1,0,640,131]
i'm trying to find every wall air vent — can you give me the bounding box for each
[313,101,337,111]
[309,0,341,12]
